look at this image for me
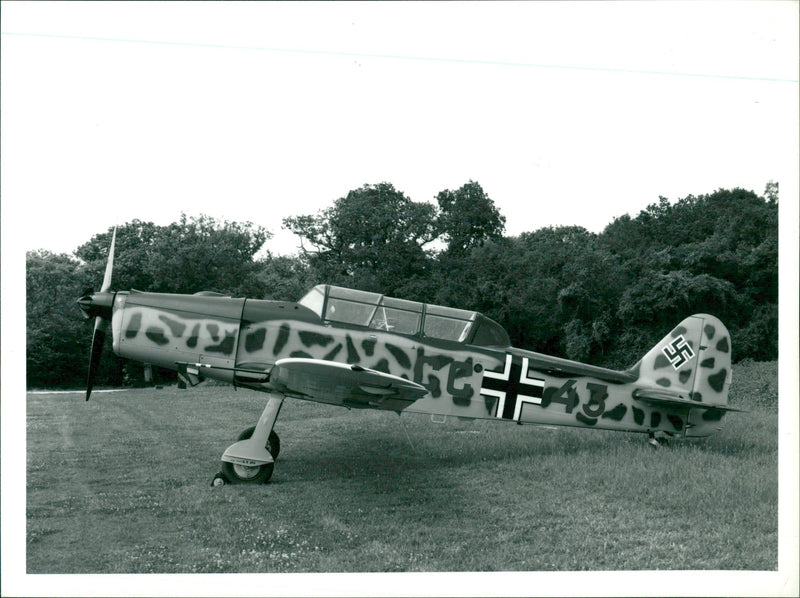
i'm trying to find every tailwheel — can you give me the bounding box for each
[648,431,672,449]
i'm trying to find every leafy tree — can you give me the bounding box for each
[26,251,88,387]
[763,180,778,204]
[76,214,270,296]
[597,186,778,364]
[436,180,506,255]
[283,182,438,295]
[27,215,272,389]
[26,251,127,389]
[254,253,317,301]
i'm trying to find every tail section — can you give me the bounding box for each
[628,314,735,437]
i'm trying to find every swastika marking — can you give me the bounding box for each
[662,335,695,370]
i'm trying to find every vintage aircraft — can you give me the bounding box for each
[78,229,740,485]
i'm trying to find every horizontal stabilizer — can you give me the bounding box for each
[632,388,745,412]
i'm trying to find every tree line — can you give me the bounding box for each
[26,181,778,389]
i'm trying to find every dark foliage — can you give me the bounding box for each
[26,182,778,389]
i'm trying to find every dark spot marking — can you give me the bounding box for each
[290,350,313,358]
[207,323,220,342]
[126,312,142,338]
[671,326,687,338]
[205,330,236,355]
[361,337,377,357]
[413,348,451,398]
[273,324,290,355]
[679,369,692,384]
[650,411,661,428]
[372,358,391,374]
[691,391,703,402]
[702,408,725,422]
[704,324,716,340]
[656,378,672,387]
[716,337,729,353]
[299,331,334,347]
[245,328,266,352]
[426,376,442,398]
[601,404,628,421]
[146,327,170,346]
[474,363,483,373]
[700,357,715,369]
[413,349,451,380]
[159,315,186,337]
[632,406,645,425]
[708,368,727,393]
[667,414,683,431]
[654,354,671,369]
[447,358,473,405]
[346,335,361,363]
[187,323,200,348]
[323,344,343,361]
[576,412,597,426]
[386,344,411,369]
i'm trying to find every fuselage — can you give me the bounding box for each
[109,287,728,438]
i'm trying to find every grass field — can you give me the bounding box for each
[26,361,778,574]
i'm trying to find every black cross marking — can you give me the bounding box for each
[480,355,545,420]
[662,335,695,370]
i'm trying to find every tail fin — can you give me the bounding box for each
[628,314,735,436]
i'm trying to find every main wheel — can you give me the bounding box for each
[221,459,274,484]
[237,426,280,459]
[221,426,277,484]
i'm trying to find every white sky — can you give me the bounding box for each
[1,1,798,257]
[2,2,799,596]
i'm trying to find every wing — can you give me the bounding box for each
[269,358,428,411]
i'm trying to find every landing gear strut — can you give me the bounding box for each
[212,393,284,486]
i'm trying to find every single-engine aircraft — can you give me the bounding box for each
[78,229,740,485]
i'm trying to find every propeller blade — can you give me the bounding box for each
[100,227,117,293]
[86,316,108,401]
[82,226,117,400]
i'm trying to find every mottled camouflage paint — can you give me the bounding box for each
[110,293,732,438]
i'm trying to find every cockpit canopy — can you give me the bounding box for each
[298,285,510,348]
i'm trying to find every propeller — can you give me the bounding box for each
[77,228,117,400]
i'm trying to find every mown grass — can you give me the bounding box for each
[26,362,778,573]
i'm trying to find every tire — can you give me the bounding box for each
[222,426,278,484]
[221,459,274,484]
[237,426,280,459]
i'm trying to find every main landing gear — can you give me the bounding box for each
[211,392,284,486]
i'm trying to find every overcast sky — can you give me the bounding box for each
[2,1,797,258]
